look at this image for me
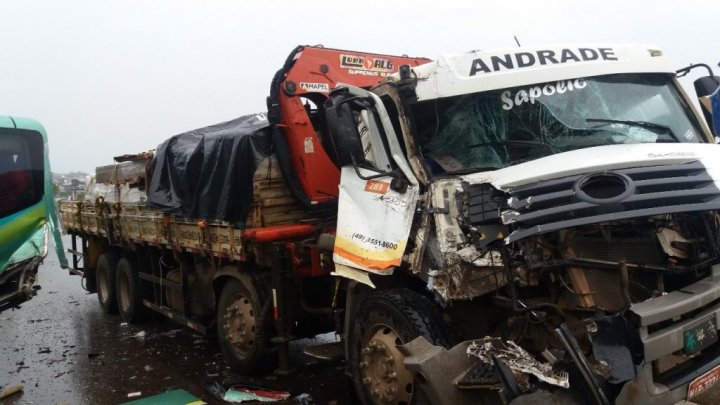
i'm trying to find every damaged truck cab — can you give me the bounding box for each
[329,45,720,404]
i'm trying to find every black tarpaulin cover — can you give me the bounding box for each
[147,114,272,226]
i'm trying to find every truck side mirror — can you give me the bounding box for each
[694,76,720,98]
[694,76,720,137]
[324,91,367,167]
[676,64,720,137]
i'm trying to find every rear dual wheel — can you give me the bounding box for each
[115,257,147,323]
[96,253,119,314]
[96,252,146,322]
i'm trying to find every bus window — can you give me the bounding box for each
[0,129,44,217]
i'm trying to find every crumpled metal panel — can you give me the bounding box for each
[467,337,569,388]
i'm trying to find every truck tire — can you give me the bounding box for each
[116,257,147,323]
[96,253,119,314]
[217,278,274,374]
[349,289,453,405]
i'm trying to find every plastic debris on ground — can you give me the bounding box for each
[0,384,23,399]
[223,386,290,403]
[121,389,206,405]
[294,392,314,405]
[204,382,226,401]
[467,337,570,388]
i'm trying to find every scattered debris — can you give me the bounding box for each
[467,337,569,388]
[134,331,146,339]
[120,322,128,327]
[294,393,314,405]
[204,382,226,401]
[127,391,142,398]
[0,384,23,399]
[223,386,290,403]
[144,365,153,372]
[37,347,51,354]
[54,370,73,378]
[162,329,183,338]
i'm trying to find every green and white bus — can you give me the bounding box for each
[0,116,65,311]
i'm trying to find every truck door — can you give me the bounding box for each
[325,86,419,274]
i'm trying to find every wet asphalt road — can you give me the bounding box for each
[2,236,720,404]
[0,236,349,405]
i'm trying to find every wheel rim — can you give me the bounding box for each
[359,323,414,405]
[222,293,256,355]
[118,271,130,312]
[98,266,108,302]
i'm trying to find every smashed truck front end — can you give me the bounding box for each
[389,45,720,403]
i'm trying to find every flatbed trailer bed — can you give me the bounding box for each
[58,156,320,264]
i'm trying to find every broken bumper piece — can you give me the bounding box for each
[399,272,720,404]
[399,336,573,405]
[614,271,720,404]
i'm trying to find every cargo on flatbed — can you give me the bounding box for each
[60,152,314,263]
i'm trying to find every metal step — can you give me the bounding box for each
[138,272,182,290]
[142,300,206,334]
[66,248,83,257]
[303,341,344,362]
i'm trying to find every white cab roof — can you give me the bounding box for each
[408,44,674,101]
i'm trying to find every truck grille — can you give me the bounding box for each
[501,161,720,242]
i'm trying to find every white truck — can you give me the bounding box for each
[62,44,720,405]
[324,44,720,404]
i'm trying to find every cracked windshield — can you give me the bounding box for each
[413,73,702,173]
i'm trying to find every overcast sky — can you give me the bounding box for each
[0,0,718,173]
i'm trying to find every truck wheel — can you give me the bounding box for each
[116,257,147,323]
[217,278,273,374]
[96,253,119,314]
[349,289,452,405]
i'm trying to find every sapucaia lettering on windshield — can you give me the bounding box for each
[501,79,587,111]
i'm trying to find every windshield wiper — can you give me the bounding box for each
[468,140,553,150]
[585,118,677,141]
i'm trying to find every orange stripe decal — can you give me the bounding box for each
[334,245,400,270]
